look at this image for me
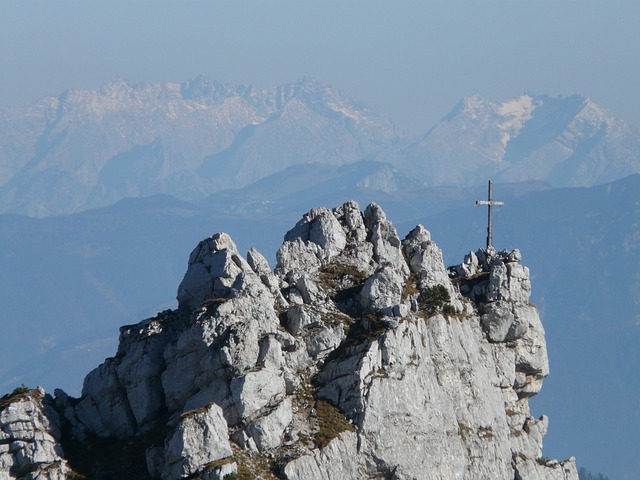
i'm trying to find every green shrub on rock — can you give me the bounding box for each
[419,285,453,315]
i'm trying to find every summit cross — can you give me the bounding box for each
[476,180,504,250]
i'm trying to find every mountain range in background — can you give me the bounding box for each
[1,77,639,217]
[0,78,639,479]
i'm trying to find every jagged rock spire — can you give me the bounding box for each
[1,201,578,480]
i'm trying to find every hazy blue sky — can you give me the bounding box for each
[1,0,639,134]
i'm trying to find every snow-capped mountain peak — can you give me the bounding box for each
[403,92,639,187]
[0,81,638,216]
[496,94,539,146]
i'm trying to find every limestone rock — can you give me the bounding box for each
[0,388,70,480]
[247,247,288,308]
[275,238,324,280]
[403,224,461,310]
[403,224,449,288]
[513,455,579,480]
[235,397,293,452]
[58,310,186,441]
[486,261,532,303]
[456,250,480,277]
[1,201,577,480]
[333,200,367,243]
[454,248,532,304]
[284,207,346,261]
[152,403,233,480]
[177,232,255,311]
[283,431,363,479]
[481,301,532,343]
[68,360,137,439]
[230,370,286,421]
[359,263,406,312]
[364,202,407,273]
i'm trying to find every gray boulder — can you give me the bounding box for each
[284,207,347,261]
[284,431,363,479]
[177,232,254,311]
[149,403,233,480]
[360,263,406,312]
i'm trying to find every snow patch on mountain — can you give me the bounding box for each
[1,79,639,216]
[497,94,539,147]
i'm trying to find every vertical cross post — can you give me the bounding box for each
[476,180,504,249]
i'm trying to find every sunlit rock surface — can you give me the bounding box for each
[1,201,577,479]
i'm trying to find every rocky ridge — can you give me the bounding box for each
[0,201,578,479]
[3,79,640,218]
[0,78,400,217]
[402,93,640,188]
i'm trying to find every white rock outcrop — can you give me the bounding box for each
[0,388,70,480]
[1,201,578,480]
[147,403,233,480]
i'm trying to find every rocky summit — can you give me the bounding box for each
[0,201,577,480]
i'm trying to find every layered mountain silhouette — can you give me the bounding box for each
[0,77,399,216]
[1,77,639,216]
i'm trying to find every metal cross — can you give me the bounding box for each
[476,180,504,250]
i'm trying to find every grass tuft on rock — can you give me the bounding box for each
[0,385,38,411]
[313,399,355,449]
